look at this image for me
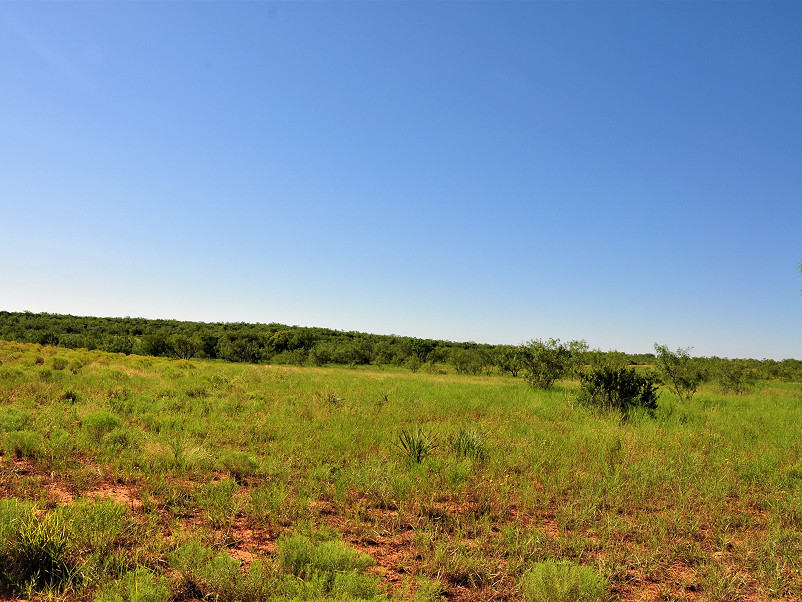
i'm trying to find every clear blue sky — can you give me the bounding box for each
[1,2,800,359]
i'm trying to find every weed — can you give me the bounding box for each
[197,478,239,529]
[45,428,74,466]
[248,482,295,528]
[277,532,381,599]
[162,433,210,472]
[61,389,80,403]
[104,426,138,453]
[65,499,128,557]
[414,575,446,601]
[169,540,277,601]
[48,357,69,371]
[426,538,498,588]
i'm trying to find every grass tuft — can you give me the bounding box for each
[448,428,488,461]
[519,559,607,602]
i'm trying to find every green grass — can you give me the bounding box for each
[0,339,801,600]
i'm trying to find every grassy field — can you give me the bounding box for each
[1,340,801,601]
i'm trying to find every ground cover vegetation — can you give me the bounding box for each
[1,334,802,601]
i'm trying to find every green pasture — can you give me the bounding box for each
[1,340,801,601]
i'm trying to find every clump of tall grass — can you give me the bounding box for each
[314,385,345,406]
[94,567,170,602]
[82,410,122,441]
[169,540,274,601]
[277,532,382,600]
[220,450,260,483]
[447,428,488,461]
[0,505,79,593]
[0,407,32,432]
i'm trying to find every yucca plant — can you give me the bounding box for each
[394,427,435,463]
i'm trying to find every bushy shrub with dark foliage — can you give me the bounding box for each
[578,366,659,415]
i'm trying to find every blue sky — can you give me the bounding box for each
[1,2,800,359]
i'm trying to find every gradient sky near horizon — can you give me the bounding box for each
[1,2,800,360]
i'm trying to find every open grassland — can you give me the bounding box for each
[1,340,801,601]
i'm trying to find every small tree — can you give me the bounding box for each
[715,359,759,395]
[566,339,589,380]
[170,334,197,360]
[520,339,572,389]
[450,348,482,375]
[654,344,703,401]
[497,345,524,377]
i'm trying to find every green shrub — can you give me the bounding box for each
[0,407,32,432]
[4,430,43,459]
[83,411,122,441]
[47,357,69,371]
[520,339,573,389]
[578,366,659,415]
[654,344,703,401]
[520,559,607,602]
[406,356,422,373]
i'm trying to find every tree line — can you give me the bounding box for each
[0,311,799,386]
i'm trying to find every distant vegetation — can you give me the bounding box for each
[0,311,800,389]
